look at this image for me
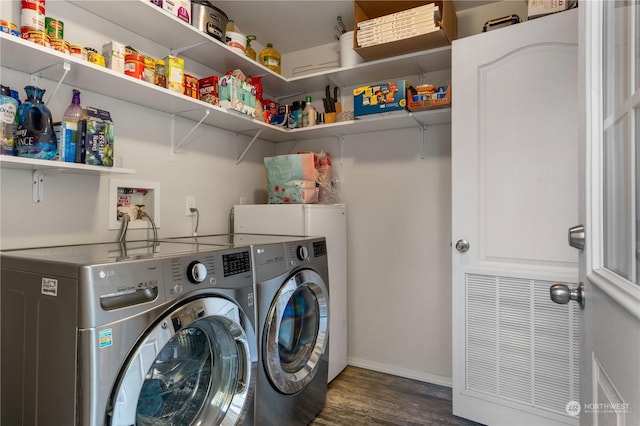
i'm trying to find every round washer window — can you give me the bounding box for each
[136,318,238,425]
[263,269,328,395]
[278,286,319,373]
[109,297,253,426]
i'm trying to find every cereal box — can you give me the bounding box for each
[164,55,184,94]
[184,74,199,100]
[199,76,219,105]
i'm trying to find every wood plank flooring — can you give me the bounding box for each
[311,366,484,426]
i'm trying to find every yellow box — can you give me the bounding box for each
[164,55,184,94]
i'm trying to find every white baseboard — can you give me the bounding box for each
[347,357,453,388]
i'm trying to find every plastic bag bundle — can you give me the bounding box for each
[264,153,319,204]
[263,151,338,204]
[314,151,337,204]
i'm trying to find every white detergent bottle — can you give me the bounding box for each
[302,96,316,127]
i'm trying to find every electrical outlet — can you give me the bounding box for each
[186,196,196,216]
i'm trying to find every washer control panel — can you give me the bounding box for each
[164,248,252,297]
[187,261,207,283]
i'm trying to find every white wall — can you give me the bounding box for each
[0,1,274,248]
[276,124,453,385]
[1,0,454,386]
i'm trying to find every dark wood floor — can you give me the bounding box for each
[311,366,484,426]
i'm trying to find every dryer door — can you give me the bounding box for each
[263,268,329,394]
[107,296,254,426]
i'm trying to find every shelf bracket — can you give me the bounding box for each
[32,170,44,203]
[419,123,428,159]
[171,109,210,158]
[170,40,209,56]
[410,115,428,159]
[29,61,71,105]
[44,62,71,106]
[236,128,265,165]
[338,134,345,165]
[170,114,176,161]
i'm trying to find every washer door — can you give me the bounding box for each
[108,296,253,426]
[263,268,329,394]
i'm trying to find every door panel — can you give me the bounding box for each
[580,2,640,425]
[480,44,578,265]
[452,9,580,426]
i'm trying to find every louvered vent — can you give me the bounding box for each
[466,274,580,415]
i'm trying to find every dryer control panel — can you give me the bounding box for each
[285,238,327,268]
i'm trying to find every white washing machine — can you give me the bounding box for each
[0,240,257,426]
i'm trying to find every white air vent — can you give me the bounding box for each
[466,273,580,415]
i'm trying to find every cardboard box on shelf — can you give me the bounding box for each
[162,0,191,23]
[102,40,126,73]
[76,107,114,167]
[406,84,451,111]
[199,76,219,105]
[218,75,257,117]
[354,1,457,62]
[164,55,185,94]
[353,80,408,116]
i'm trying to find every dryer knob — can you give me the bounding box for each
[187,261,207,283]
[296,245,308,261]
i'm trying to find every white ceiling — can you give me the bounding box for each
[213,0,496,54]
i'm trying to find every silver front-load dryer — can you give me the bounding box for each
[0,240,257,426]
[252,237,330,425]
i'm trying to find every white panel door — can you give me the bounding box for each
[452,10,580,426]
[576,2,640,425]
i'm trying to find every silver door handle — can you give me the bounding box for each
[455,239,470,253]
[568,225,585,250]
[550,282,585,309]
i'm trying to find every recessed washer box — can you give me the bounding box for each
[109,179,161,230]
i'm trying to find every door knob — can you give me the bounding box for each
[550,282,585,309]
[568,225,585,250]
[455,239,470,253]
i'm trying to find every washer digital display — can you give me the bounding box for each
[222,251,251,277]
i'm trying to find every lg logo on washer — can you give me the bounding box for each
[99,269,115,279]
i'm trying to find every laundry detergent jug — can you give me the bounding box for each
[15,85,57,160]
